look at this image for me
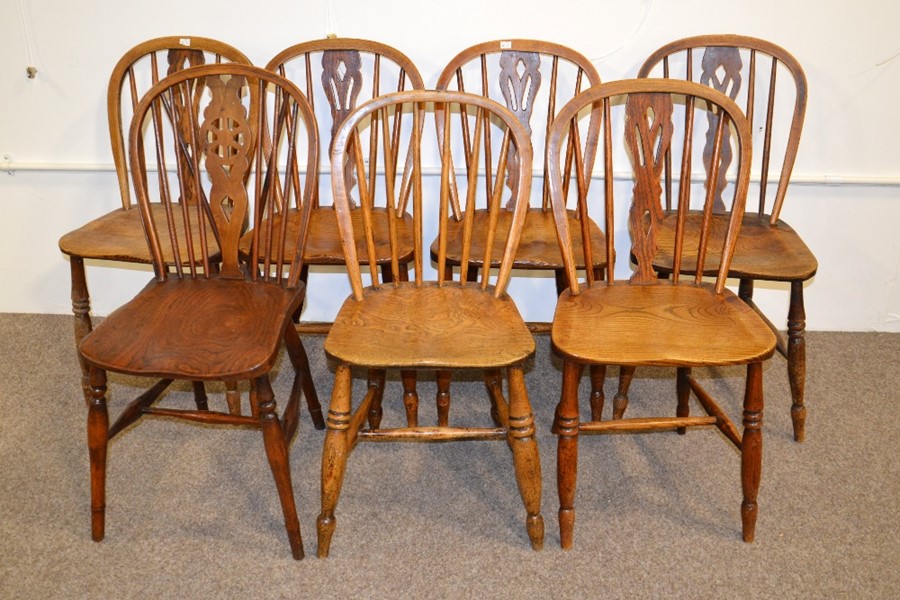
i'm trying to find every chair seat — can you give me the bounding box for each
[59,204,220,264]
[432,208,607,270]
[239,207,415,266]
[552,282,776,367]
[79,278,302,380]
[652,212,817,281]
[324,282,535,368]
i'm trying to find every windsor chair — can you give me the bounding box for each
[78,64,322,559]
[59,37,252,406]
[637,35,813,441]
[316,90,544,556]
[548,79,776,547]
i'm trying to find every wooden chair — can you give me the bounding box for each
[78,64,323,559]
[433,40,606,297]
[547,79,776,547]
[638,35,813,441]
[316,90,544,557]
[58,37,252,404]
[243,39,425,322]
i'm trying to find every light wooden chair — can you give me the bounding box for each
[547,79,776,547]
[78,64,322,559]
[316,90,544,557]
[58,37,252,405]
[638,35,813,441]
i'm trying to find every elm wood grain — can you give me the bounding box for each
[638,35,813,441]
[431,40,606,292]
[546,79,775,548]
[58,37,251,401]
[78,65,324,559]
[316,91,543,557]
[325,283,534,368]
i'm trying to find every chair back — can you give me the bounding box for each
[638,35,807,223]
[267,39,425,209]
[331,90,533,300]
[108,36,252,210]
[547,79,752,294]
[436,40,601,215]
[128,64,319,287]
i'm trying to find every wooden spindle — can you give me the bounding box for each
[671,96,696,283]
[694,110,728,283]
[760,58,778,216]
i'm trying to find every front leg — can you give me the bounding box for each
[556,360,582,549]
[507,366,543,550]
[788,280,807,442]
[87,367,109,542]
[317,364,353,558]
[741,362,764,542]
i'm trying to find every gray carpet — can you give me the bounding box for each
[1,313,897,598]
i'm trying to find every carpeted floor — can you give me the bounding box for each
[0,313,897,598]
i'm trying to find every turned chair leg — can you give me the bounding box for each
[588,365,607,421]
[191,382,209,411]
[366,369,386,429]
[676,367,691,435]
[436,370,451,427]
[400,370,419,427]
[612,366,636,419]
[87,367,109,542]
[741,362,764,543]
[484,368,507,427]
[556,360,582,549]
[317,364,353,558]
[507,366,544,550]
[283,324,325,429]
[788,280,807,442]
[255,376,304,560]
[71,257,93,404]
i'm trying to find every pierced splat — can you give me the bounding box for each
[199,74,251,278]
[322,51,364,205]
[700,47,742,212]
[624,93,673,284]
[498,51,541,207]
[167,48,206,75]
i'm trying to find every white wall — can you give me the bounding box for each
[1,0,898,331]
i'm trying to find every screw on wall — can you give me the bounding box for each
[3,154,14,175]
[26,66,37,79]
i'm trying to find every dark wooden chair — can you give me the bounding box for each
[78,64,323,559]
[547,79,776,547]
[638,35,813,441]
[58,37,252,405]
[316,90,544,557]
[241,39,425,322]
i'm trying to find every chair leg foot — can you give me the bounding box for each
[316,514,337,558]
[788,280,807,442]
